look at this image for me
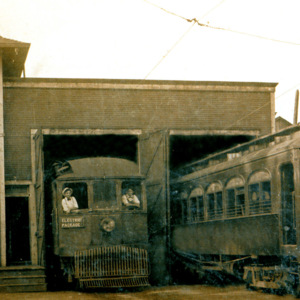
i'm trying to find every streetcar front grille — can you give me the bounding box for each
[74,245,149,285]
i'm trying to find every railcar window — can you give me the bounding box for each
[226,177,245,218]
[121,181,142,209]
[248,171,271,215]
[206,183,223,220]
[226,187,245,217]
[262,182,271,213]
[207,193,215,219]
[93,180,117,209]
[62,182,88,210]
[249,181,271,215]
[177,191,189,223]
[189,197,198,222]
[236,188,245,216]
[188,187,204,222]
[171,189,182,225]
[198,196,204,221]
[249,184,260,214]
[227,189,235,217]
[216,192,223,218]
[182,198,188,223]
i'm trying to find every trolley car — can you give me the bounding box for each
[51,157,149,289]
[170,125,300,295]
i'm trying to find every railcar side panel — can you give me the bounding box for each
[172,215,279,256]
[170,132,300,295]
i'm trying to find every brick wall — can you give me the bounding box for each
[3,79,274,180]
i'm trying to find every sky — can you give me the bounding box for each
[1,0,300,122]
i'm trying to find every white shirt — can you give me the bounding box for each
[62,196,79,213]
[121,194,140,207]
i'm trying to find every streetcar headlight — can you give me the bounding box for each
[101,218,116,232]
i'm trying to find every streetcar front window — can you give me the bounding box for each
[93,180,117,209]
[62,182,88,210]
[121,181,142,209]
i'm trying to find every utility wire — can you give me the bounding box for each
[189,20,300,46]
[144,1,299,130]
[224,100,271,131]
[276,82,300,99]
[226,84,300,130]
[145,0,300,46]
[144,22,196,79]
[144,0,226,78]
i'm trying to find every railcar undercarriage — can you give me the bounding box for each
[173,251,300,296]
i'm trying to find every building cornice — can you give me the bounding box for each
[3,79,278,92]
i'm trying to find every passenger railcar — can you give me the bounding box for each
[170,126,300,295]
[51,157,149,289]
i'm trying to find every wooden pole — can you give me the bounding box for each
[0,51,6,266]
[270,92,276,133]
[294,89,299,125]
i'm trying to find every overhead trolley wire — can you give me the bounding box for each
[144,0,300,46]
[144,0,226,78]
[144,22,196,79]
[143,1,299,129]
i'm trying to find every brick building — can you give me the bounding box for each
[0,36,277,291]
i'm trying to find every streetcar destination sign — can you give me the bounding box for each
[61,217,85,228]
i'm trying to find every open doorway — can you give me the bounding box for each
[41,133,139,289]
[6,197,31,265]
[169,135,253,175]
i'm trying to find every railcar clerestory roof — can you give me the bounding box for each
[56,157,143,180]
[174,124,300,183]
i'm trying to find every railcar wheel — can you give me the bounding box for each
[245,270,256,291]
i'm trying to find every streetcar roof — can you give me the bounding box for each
[55,157,143,180]
[173,125,300,183]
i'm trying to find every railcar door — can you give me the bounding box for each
[139,130,170,285]
[280,163,296,245]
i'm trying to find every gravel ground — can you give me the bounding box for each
[0,284,296,300]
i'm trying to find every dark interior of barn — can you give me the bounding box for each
[41,133,254,289]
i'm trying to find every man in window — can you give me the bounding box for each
[62,187,79,213]
[122,188,140,208]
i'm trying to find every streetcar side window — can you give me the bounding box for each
[248,170,271,215]
[262,181,271,213]
[226,177,245,218]
[189,197,197,222]
[62,182,88,210]
[198,195,204,221]
[171,189,182,225]
[179,190,188,223]
[227,189,235,217]
[182,198,188,223]
[216,192,223,218]
[249,184,260,215]
[207,193,215,219]
[206,182,223,220]
[188,187,204,222]
[236,187,245,216]
[93,180,117,209]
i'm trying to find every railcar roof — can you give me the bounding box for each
[55,157,143,180]
[174,125,300,183]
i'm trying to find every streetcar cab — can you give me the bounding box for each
[55,177,146,213]
[51,157,149,289]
